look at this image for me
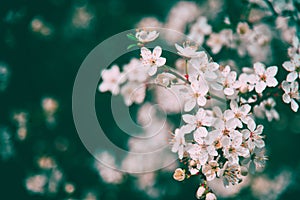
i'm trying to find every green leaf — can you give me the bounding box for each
[127,43,137,50]
[126,33,138,41]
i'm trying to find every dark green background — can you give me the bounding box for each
[0,0,300,199]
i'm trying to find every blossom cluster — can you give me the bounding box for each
[98,1,300,199]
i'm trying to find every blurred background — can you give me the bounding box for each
[0,0,300,199]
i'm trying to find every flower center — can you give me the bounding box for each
[196,121,202,128]
[260,74,267,81]
[222,129,230,136]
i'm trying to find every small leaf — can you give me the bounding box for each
[126,33,138,41]
[127,43,137,50]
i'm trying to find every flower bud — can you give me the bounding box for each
[196,186,205,199]
[173,168,185,181]
[205,192,217,200]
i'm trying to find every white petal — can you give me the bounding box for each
[204,71,217,80]
[182,114,196,124]
[254,62,265,75]
[282,61,295,71]
[221,137,230,147]
[266,66,278,77]
[141,47,151,59]
[208,62,219,71]
[181,124,196,133]
[266,77,278,87]
[148,66,157,76]
[241,129,250,139]
[230,100,238,110]
[227,72,237,83]
[211,82,223,91]
[224,87,234,96]
[197,96,207,106]
[255,81,266,93]
[248,119,256,132]
[291,99,299,112]
[209,130,221,139]
[153,46,162,58]
[255,125,264,134]
[224,110,234,120]
[175,43,183,52]
[287,72,298,82]
[255,139,265,148]
[241,104,251,114]
[195,127,208,138]
[178,147,184,159]
[184,99,196,111]
[282,93,291,103]
[281,81,290,93]
[156,57,166,67]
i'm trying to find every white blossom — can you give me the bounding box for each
[189,53,219,80]
[120,82,146,106]
[123,58,148,82]
[135,30,159,43]
[225,100,252,128]
[207,29,233,54]
[253,98,279,121]
[242,120,265,150]
[171,125,193,159]
[183,108,213,138]
[202,160,220,181]
[182,76,209,111]
[99,65,126,95]
[188,17,212,45]
[282,54,300,82]
[141,46,166,76]
[282,81,300,112]
[175,43,202,58]
[218,66,240,96]
[253,62,278,93]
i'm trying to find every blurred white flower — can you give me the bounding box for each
[254,98,279,121]
[189,53,219,80]
[120,82,146,106]
[282,54,300,82]
[188,17,212,45]
[281,81,300,112]
[237,22,251,36]
[123,58,148,82]
[171,126,192,159]
[99,65,126,95]
[207,29,233,54]
[175,43,202,58]
[26,174,47,194]
[135,30,159,43]
[94,152,123,184]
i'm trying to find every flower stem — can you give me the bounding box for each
[162,65,190,84]
[207,93,226,103]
